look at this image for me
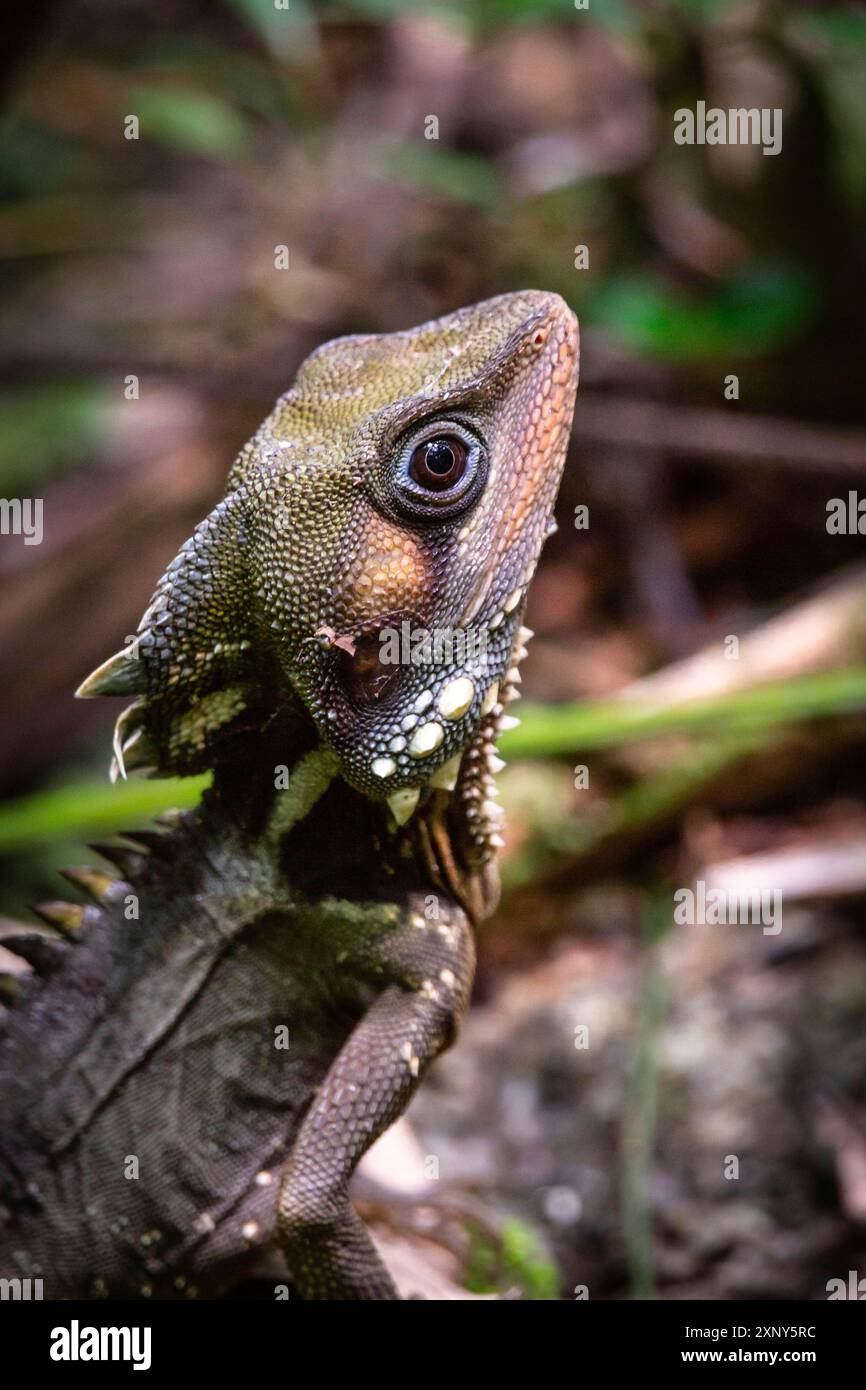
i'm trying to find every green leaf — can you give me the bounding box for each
[2,670,864,852]
[126,85,249,158]
[480,0,637,34]
[498,667,866,759]
[384,142,502,210]
[667,0,733,21]
[0,118,93,196]
[590,261,818,361]
[465,1216,559,1298]
[0,776,209,853]
[224,0,315,60]
[331,0,461,20]
[0,382,109,494]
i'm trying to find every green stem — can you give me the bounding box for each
[620,896,670,1300]
[1,666,864,853]
[500,666,866,759]
[0,775,210,852]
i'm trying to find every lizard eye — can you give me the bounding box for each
[408,436,468,491]
[393,420,486,519]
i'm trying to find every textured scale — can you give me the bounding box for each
[85,291,577,812]
[1,292,578,1299]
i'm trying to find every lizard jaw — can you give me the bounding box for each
[295,603,527,810]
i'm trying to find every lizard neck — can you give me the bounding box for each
[205,721,501,926]
[201,622,530,927]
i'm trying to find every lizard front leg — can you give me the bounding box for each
[277,899,475,1299]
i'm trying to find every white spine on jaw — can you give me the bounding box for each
[371,756,396,778]
[437,676,475,721]
[409,721,445,758]
[503,587,523,614]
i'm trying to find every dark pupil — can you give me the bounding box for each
[425,440,456,475]
[410,435,466,490]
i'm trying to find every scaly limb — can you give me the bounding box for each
[278,899,475,1299]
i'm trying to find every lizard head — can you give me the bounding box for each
[260,289,579,820]
[78,291,578,840]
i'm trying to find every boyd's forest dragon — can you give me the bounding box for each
[0,290,578,1299]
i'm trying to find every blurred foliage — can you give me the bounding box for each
[1,668,863,924]
[124,84,250,157]
[621,896,671,1300]
[589,260,818,361]
[384,141,503,210]
[0,0,864,904]
[465,1215,559,1298]
[503,667,866,757]
[0,382,109,493]
[0,774,210,853]
[0,0,864,1303]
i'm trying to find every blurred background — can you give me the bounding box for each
[1,0,866,1299]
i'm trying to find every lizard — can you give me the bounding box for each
[0,289,578,1300]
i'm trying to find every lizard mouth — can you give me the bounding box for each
[324,610,426,710]
[335,626,400,705]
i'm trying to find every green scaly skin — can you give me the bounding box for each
[0,291,578,1299]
